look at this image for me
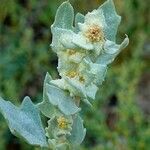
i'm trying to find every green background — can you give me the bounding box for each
[0,0,149,149]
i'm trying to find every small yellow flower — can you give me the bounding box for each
[85,24,104,42]
[66,71,85,83]
[66,71,78,78]
[79,76,85,83]
[67,49,76,55]
[57,116,68,129]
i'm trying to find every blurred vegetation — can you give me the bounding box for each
[0,0,149,150]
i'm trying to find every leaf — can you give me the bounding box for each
[64,77,86,98]
[96,35,129,65]
[72,33,93,50]
[51,1,74,30]
[38,72,56,118]
[0,96,47,147]
[99,0,121,42]
[49,78,91,106]
[51,27,76,52]
[68,115,86,145]
[82,58,107,86]
[75,13,85,32]
[90,63,107,86]
[58,28,77,49]
[64,77,92,106]
[46,83,81,115]
[50,27,65,52]
[85,83,98,100]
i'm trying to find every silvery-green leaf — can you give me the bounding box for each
[51,1,74,30]
[64,77,92,106]
[45,116,56,139]
[93,42,104,56]
[78,59,100,99]
[51,27,65,52]
[78,60,95,85]
[50,79,91,106]
[68,115,86,145]
[64,77,86,98]
[51,28,77,52]
[80,58,107,86]
[73,34,94,50]
[85,83,98,100]
[50,79,67,90]
[96,35,129,65]
[46,83,80,115]
[75,13,85,32]
[90,63,107,85]
[103,40,120,54]
[99,0,121,42]
[59,29,77,49]
[0,96,47,147]
[38,72,56,118]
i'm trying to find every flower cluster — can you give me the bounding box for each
[50,0,129,105]
[39,0,129,149]
[41,0,129,148]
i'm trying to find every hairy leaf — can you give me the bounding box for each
[96,35,129,65]
[75,13,85,32]
[46,83,81,115]
[51,1,74,30]
[0,96,47,147]
[99,0,121,42]
[68,115,86,145]
[38,72,56,118]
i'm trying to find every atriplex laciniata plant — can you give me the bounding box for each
[0,0,129,149]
